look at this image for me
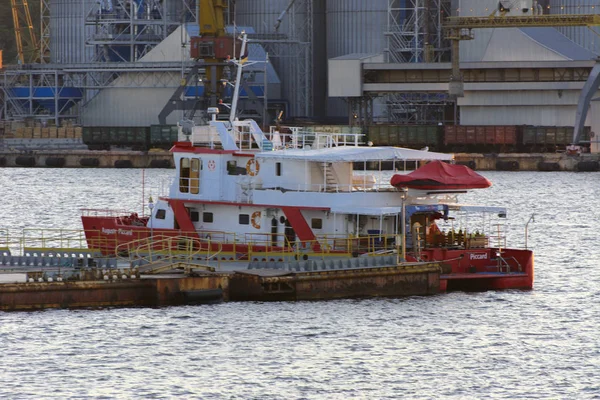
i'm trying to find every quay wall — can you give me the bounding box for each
[0,150,172,168]
[1,150,600,171]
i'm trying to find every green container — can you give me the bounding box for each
[368,126,380,145]
[397,125,408,146]
[556,127,568,145]
[523,126,536,145]
[426,125,440,146]
[150,125,175,147]
[170,125,179,143]
[406,125,418,144]
[546,127,557,146]
[536,127,547,145]
[388,125,399,146]
[581,126,591,141]
[379,125,389,145]
[416,126,428,145]
[82,127,92,143]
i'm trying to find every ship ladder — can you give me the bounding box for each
[320,162,338,192]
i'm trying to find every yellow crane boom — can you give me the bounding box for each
[11,0,39,64]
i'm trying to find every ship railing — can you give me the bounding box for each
[266,127,365,150]
[81,208,137,218]
[115,234,222,270]
[493,252,522,273]
[0,228,105,257]
[257,181,397,194]
[242,232,400,260]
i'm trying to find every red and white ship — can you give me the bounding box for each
[81,37,533,292]
[81,119,533,292]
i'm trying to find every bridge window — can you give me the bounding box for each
[203,212,213,223]
[179,158,190,192]
[311,218,322,230]
[156,209,166,220]
[190,158,200,194]
[227,160,237,175]
[239,214,250,225]
[179,157,201,194]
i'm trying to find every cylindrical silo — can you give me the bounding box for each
[326,0,388,58]
[326,0,388,118]
[234,0,312,117]
[50,0,95,63]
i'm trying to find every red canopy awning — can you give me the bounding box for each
[390,161,492,190]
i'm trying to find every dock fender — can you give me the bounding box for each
[15,156,35,167]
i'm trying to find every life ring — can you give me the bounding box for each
[246,159,260,176]
[251,211,261,229]
[208,160,216,171]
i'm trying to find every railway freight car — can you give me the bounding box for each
[444,125,519,153]
[366,125,442,150]
[522,126,591,152]
[82,125,178,151]
[366,124,591,153]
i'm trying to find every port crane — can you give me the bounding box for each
[443,11,600,146]
[159,0,243,125]
[10,0,38,64]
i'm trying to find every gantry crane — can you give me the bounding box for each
[159,0,242,125]
[11,0,39,64]
[442,12,600,145]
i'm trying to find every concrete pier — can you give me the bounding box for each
[0,262,441,310]
[0,150,172,168]
[1,149,599,171]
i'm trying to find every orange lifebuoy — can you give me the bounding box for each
[251,211,261,229]
[246,159,260,176]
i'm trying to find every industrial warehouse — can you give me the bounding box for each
[1,0,600,170]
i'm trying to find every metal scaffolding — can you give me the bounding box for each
[386,0,451,63]
[1,62,191,126]
[85,0,196,62]
[382,0,453,124]
[0,0,312,125]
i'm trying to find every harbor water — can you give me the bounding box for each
[1,168,599,399]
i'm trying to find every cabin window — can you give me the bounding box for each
[239,214,250,225]
[190,211,200,222]
[203,212,214,223]
[276,162,282,176]
[179,158,190,192]
[179,157,201,194]
[227,160,237,175]
[156,209,166,220]
[190,158,201,194]
[311,218,323,230]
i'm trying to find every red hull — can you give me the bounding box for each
[420,247,534,291]
[82,215,534,292]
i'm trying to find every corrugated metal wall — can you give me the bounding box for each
[326,0,388,118]
[551,0,600,56]
[326,0,388,58]
[50,0,94,63]
[235,0,311,117]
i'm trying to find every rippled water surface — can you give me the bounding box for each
[1,168,600,399]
